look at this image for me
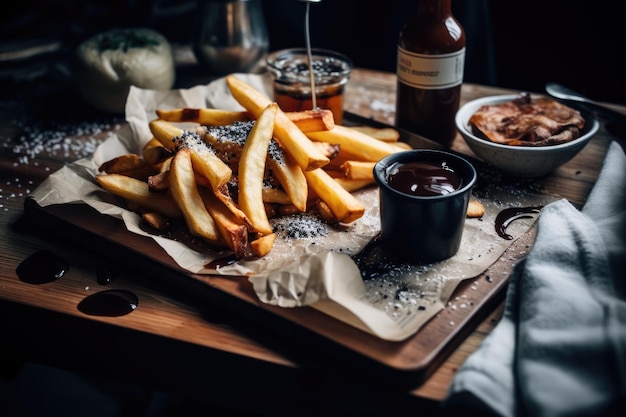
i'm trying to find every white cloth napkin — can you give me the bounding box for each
[442,141,626,416]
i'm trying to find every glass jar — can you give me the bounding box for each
[266,48,353,124]
[192,0,269,75]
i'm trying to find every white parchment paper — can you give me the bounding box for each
[30,73,557,341]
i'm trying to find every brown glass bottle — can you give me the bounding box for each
[395,0,466,147]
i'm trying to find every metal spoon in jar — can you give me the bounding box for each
[299,0,322,110]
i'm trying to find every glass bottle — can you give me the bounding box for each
[192,0,269,75]
[395,0,466,147]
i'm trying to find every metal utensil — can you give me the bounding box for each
[299,0,322,109]
[192,0,269,75]
[545,82,626,125]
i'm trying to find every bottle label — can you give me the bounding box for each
[397,46,465,89]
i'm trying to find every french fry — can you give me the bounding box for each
[142,144,173,166]
[199,187,248,258]
[148,119,183,151]
[266,151,307,212]
[144,137,163,149]
[117,165,159,181]
[149,119,233,191]
[303,168,365,224]
[467,199,485,218]
[98,153,144,173]
[285,108,335,132]
[315,200,340,225]
[156,107,334,133]
[159,156,172,173]
[141,211,171,231]
[156,108,251,125]
[238,102,278,235]
[393,141,412,150]
[169,148,220,242]
[306,124,403,162]
[262,187,291,204]
[332,177,376,193]
[319,170,375,192]
[143,138,172,169]
[349,126,400,142]
[147,171,170,192]
[250,233,277,257]
[95,174,182,218]
[213,184,252,231]
[311,141,341,160]
[97,154,159,180]
[271,112,331,169]
[277,203,304,217]
[188,146,232,192]
[322,151,359,170]
[225,74,329,171]
[340,160,376,181]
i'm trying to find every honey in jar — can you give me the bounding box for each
[266,48,353,124]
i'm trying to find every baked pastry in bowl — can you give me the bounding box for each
[455,93,599,177]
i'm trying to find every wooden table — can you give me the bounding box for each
[0,66,620,415]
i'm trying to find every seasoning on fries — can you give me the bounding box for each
[95,73,411,260]
[225,74,331,171]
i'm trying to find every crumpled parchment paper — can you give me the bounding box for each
[30,73,558,341]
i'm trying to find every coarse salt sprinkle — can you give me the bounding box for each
[271,213,329,239]
[1,116,122,212]
[8,117,122,165]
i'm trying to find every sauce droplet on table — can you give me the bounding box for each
[16,250,69,284]
[495,206,543,240]
[77,289,138,317]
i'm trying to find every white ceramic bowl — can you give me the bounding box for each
[455,94,599,177]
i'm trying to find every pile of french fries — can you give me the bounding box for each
[95,74,409,259]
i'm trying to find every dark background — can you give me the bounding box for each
[0,1,623,415]
[260,0,623,104]
[1,0,624,105]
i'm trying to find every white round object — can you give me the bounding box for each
[74,28,175,113]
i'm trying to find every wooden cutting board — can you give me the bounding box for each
[23,118,533,388]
